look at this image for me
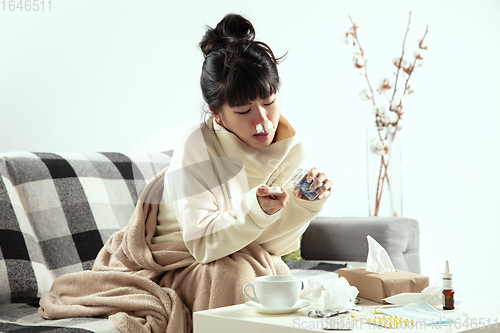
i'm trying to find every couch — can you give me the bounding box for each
[0,151,420,332]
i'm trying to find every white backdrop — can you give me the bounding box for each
[1,0,499,300]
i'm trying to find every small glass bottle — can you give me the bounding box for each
[442,260,455,310]
[291,169,323,201]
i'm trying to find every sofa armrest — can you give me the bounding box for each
[301,216,421,274]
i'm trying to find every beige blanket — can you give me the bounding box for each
[39,168,291,333]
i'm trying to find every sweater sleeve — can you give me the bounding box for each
[255,184,328,256]
[174,184,283,264]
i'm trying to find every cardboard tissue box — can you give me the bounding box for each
[338,267,429,304]
[342,235,430,303]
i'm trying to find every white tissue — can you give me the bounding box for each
[365,235,396,274]
[383,280,443,307]
[325,277,359,311]
[263,120,274,132]
[301,277,325,300]
[301,276,359,311]
[256,120,274,133]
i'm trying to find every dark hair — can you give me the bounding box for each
[199,14,285,114]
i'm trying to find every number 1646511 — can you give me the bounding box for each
[1,0,52,11]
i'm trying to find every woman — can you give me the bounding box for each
[153,13,332,263]
[39,13,332,333]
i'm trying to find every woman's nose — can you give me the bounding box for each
[254,106,268,125]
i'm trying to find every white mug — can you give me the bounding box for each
[243,275,301,308]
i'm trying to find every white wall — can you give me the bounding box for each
[1,0,499,300]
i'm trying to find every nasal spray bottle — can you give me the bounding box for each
[442,260,455,310]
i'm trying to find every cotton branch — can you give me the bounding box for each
[391,12,412,104]
[349,15,376,106]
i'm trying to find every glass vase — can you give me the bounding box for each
[366,127,402,216]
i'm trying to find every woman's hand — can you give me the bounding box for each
[256,186,289,215]
[292,167,333,200]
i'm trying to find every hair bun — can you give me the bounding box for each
[200,14,256,56]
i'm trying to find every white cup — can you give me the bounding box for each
[243,275,301,308]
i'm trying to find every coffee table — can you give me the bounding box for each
[193,297,497,332]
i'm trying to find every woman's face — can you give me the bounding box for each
[217,91,281,149]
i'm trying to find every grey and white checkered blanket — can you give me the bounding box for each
[0,151,171,332]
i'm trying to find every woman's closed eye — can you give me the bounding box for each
[235,98,275,114]
[236,109,251,115]
[264,98,276,106]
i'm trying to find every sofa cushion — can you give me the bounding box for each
[301,216,421,274]
[0,151,171,304]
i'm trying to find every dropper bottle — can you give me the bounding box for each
[442,260,455,310]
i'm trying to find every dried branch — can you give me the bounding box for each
[403,25,429,95]
[390,12,412,107]
[349,15,376,106]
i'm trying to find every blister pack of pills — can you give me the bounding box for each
[368,315,416,328]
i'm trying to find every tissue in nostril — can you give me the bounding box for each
[256,121,274,133]
[263,120,274,132]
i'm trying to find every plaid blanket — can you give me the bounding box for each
[0,151,171,332]
[0,303,119,332]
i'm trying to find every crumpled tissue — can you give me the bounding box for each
[300,276,359,311]
[383,280,443,306]
[365,235,396,274]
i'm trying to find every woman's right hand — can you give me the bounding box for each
[256,186,289,215]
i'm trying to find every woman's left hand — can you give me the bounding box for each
[292,167,333,200]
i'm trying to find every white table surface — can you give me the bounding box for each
[193,297,499,332]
